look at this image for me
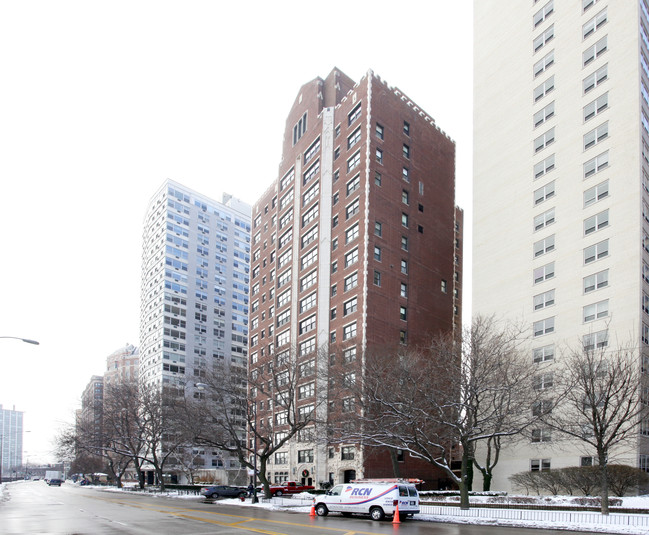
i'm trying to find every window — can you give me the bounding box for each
[400,282,408,298]
[403,121,410,135]
[533,0,553,27]
[375,221,382,237]
[399,330,407,344]
[347,127,362,150]
[303,182,319,206]
[583,36,607,66]
[300,292,317,313]
[301,248,318,270]
[376,148,383,164]
[531,459,551,471]
[343,297,357,316]
[532,400,553,417]
[277,289,291,308]
[279,209,293,230]
[534,25,554,53]
[533,50,554,78]
[303,160,320,186]
[300,270,317,291]
[534,101,555,127]
[399,306,407,321]
[348,103,361,126]
[402,144,410,159]
[401,259,408,274]
[304,138,320,165]
[302,203,319,227]
[533,344,554,363]
[584,180,608,207]
[341,446,355,460]
[533,317,555,336]
[277,268,291,288]
[401,213,409,228]
[346,198,360,219]
[373,270,381,286]
[345,248,358,268]
[345,223,359,244]
[401,236,409,251]
[534,127,555,152]
[299,338,315,356]
[584,209,608,235]
[344,272,358,292]
[374,245,381,261]
[584,151,608,178]
[583,299,608,322]
[533,289,555,310]
[584,239,608,264]
[583,0,601,12]
[332,215,338,228]
[534,373,554,390]
[583,330,608,350]
[301,226,318,248]
[375,172,382,186]
[534,208,555,231]
[534,181,555,205]
[347,151,361,173]
[532,428,552,443]
[332,192,339,206]
[343,322,357,340]
[534,75,555,102]
[583,64,607,93]
[375,123,384,140]
[275,451,288,464]
[441,279,448,293]
[533,235,555,257]
[298,383,315,401]
[277,308,291,327]
[343,347,356,363]
[292,112,307,145]
[583,269,608,293]
[584,122,608,150]
[402,167,410,182]
[346,174,360,196]
[584,92,608,122]
[534,154,555,179]
[298,405,314,422]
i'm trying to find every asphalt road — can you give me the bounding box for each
[1,480,587,535]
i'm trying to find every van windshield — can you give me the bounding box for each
[398,486,408,497]
[330,485,343,496]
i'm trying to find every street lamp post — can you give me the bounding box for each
[0,337,39,345]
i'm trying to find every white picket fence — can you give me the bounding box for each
[420,504,649,529]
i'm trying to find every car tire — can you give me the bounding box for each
[316,504,328,517]
[211,493,219,499]
[370,507,385,521]
[274,490,283,497]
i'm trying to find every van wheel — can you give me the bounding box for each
[316,504,328,517]
[370,507,385,521]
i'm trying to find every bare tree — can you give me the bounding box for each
[186,344,329,498]
[342,316,537,509]
[546,341,647,514]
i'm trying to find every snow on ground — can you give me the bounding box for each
[93,485,649,534]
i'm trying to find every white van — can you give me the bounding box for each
[314,479,420,521]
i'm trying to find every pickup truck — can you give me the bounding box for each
[265,481,315,496]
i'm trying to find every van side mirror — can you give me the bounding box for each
[326,490,332,495]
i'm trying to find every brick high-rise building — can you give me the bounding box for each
[249,68,462,488]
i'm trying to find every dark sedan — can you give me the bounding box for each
[200,485,246,499]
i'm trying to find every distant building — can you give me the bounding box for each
[249,68,462,489]
[80,375,104,453]
[0,404,24,481]
[139,180,252,483]
[473,1,649,489]
[104,343,139,386]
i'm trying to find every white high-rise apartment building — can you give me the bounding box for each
[140,179,251,482]
[474,0,649,490]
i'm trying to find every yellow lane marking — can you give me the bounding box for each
[84,494,377,535]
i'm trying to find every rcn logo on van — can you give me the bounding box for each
[344,486,372,496]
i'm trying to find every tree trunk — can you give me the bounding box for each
[482,470,492,492]
[459,449,471,510]
[156,466,165,491]
[599,454,609,515]
[389,449,401,479]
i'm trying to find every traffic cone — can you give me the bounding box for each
[392,503,401,524]
[310,499,316,517]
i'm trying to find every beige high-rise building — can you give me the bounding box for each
[474,0,649,490]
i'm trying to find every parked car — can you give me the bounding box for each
[200,485,247,499]
[47,479,63,486]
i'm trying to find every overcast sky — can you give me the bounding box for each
[0,0,473,464]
